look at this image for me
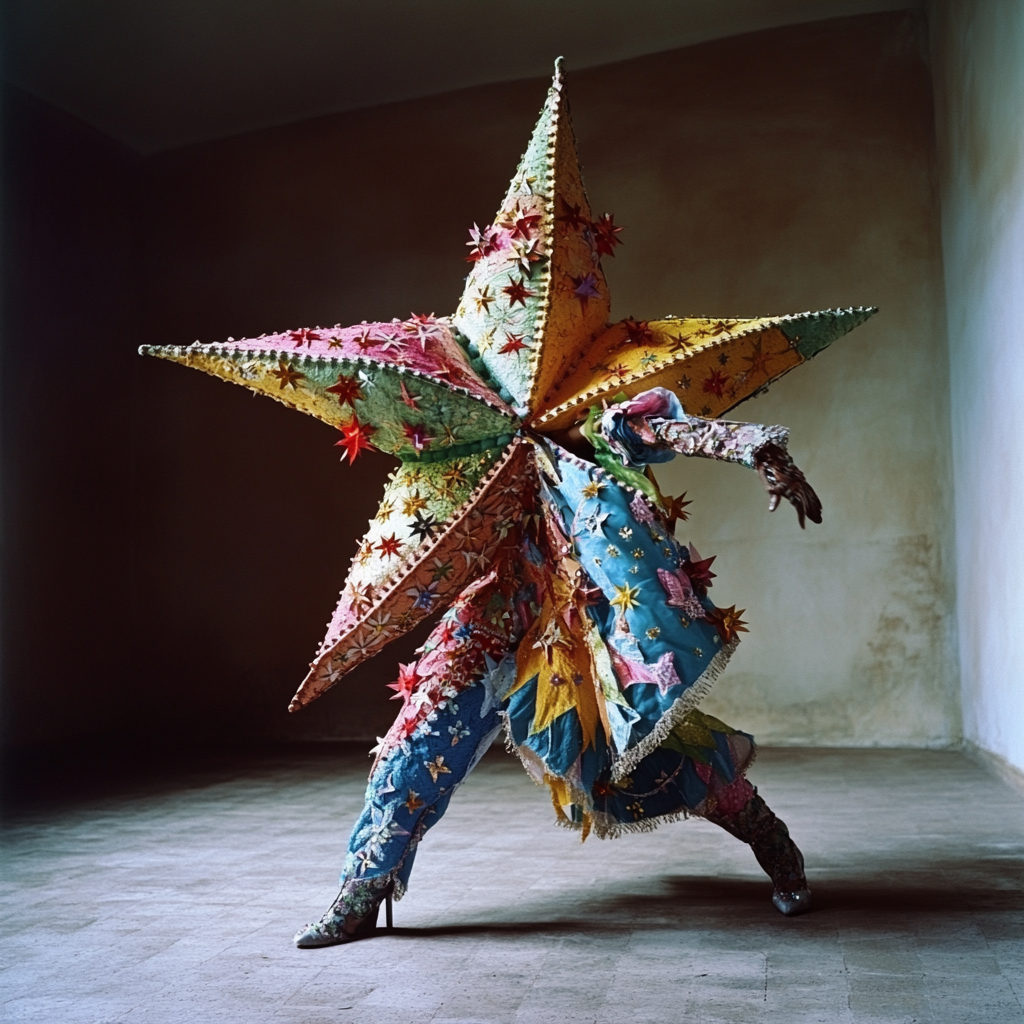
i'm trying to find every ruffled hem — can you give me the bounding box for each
[552,735,758,841]
[500,637,753,840]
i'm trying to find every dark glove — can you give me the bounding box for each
[753,443,822,529]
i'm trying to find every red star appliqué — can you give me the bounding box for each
[702,369,731,398]
[334,415,376,463]
[623,318,653,346]
[498,333,530,355]
[325,373,363,407]
[376,534,402,559]
[556,199,587,231]
[387,662,419,702]
[402,421,431,452]
[289,328,321,347]
[591,213,623,257]
[502,276,534,307]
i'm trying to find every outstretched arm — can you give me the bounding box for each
[638,415,788,470]
[600,388,822,528]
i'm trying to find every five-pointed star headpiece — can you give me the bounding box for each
[142,59,875,711]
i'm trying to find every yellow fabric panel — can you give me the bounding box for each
[670,713,717,749]
[161,345,347,426]
[513,596,601,753]
[525,89,612,414]
[534,320,802,429]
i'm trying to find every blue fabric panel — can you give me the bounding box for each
[544,449,724,756]
[343,679,501,885]
[506,673,539,747]
[524,706,582,778]
[578,730,609,796]
[710,730,738,783]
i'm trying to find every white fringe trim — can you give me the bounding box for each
[555,805,707,840]
[609,637,739,782]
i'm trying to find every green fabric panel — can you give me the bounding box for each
[778,306,878,360]
[142,344,519,459]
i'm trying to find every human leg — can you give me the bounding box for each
[294,567,523,948]
[294,681,504,947]
[587,707,810,915]
[664,711,811,916]
[702,786,811,916]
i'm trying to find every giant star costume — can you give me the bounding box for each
[143,62,874,829]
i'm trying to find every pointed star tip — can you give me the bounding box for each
[139,343,178,359]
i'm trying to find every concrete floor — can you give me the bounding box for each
[1,746,1022,1024]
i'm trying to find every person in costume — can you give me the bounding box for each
[141,61,875,947]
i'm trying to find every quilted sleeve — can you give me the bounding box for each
[599,387,789,470]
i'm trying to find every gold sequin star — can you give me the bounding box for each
[401,492,428,516]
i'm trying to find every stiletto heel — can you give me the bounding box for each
[294,878,393,948]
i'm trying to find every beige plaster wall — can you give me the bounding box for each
[137,11,958,746]
[592,14,960,746]
[929,0,1024,772]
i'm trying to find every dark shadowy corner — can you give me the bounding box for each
[1,83,141,811]
[0,82,430,815]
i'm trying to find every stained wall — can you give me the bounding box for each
[604,14,959,746]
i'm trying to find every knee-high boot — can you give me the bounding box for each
[294,873,395,948]
[705,789,812,916]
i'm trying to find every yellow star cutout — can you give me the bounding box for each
[610,582,641,613]
[401,492,428,516]
[473,285,496,314]
[426,756,451,782]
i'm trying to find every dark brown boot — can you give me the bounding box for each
[705,790,811,916]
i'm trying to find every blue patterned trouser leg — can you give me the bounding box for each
[342,676,504,897]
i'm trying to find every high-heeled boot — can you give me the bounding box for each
[293,876,393,948]
[705,790,812,916]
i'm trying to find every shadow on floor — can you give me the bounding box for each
[659,869,1024,914]
[378,866,1024,940]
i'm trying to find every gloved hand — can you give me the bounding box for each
[753,442,822,528]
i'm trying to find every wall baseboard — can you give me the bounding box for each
[963,742,1024,797]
